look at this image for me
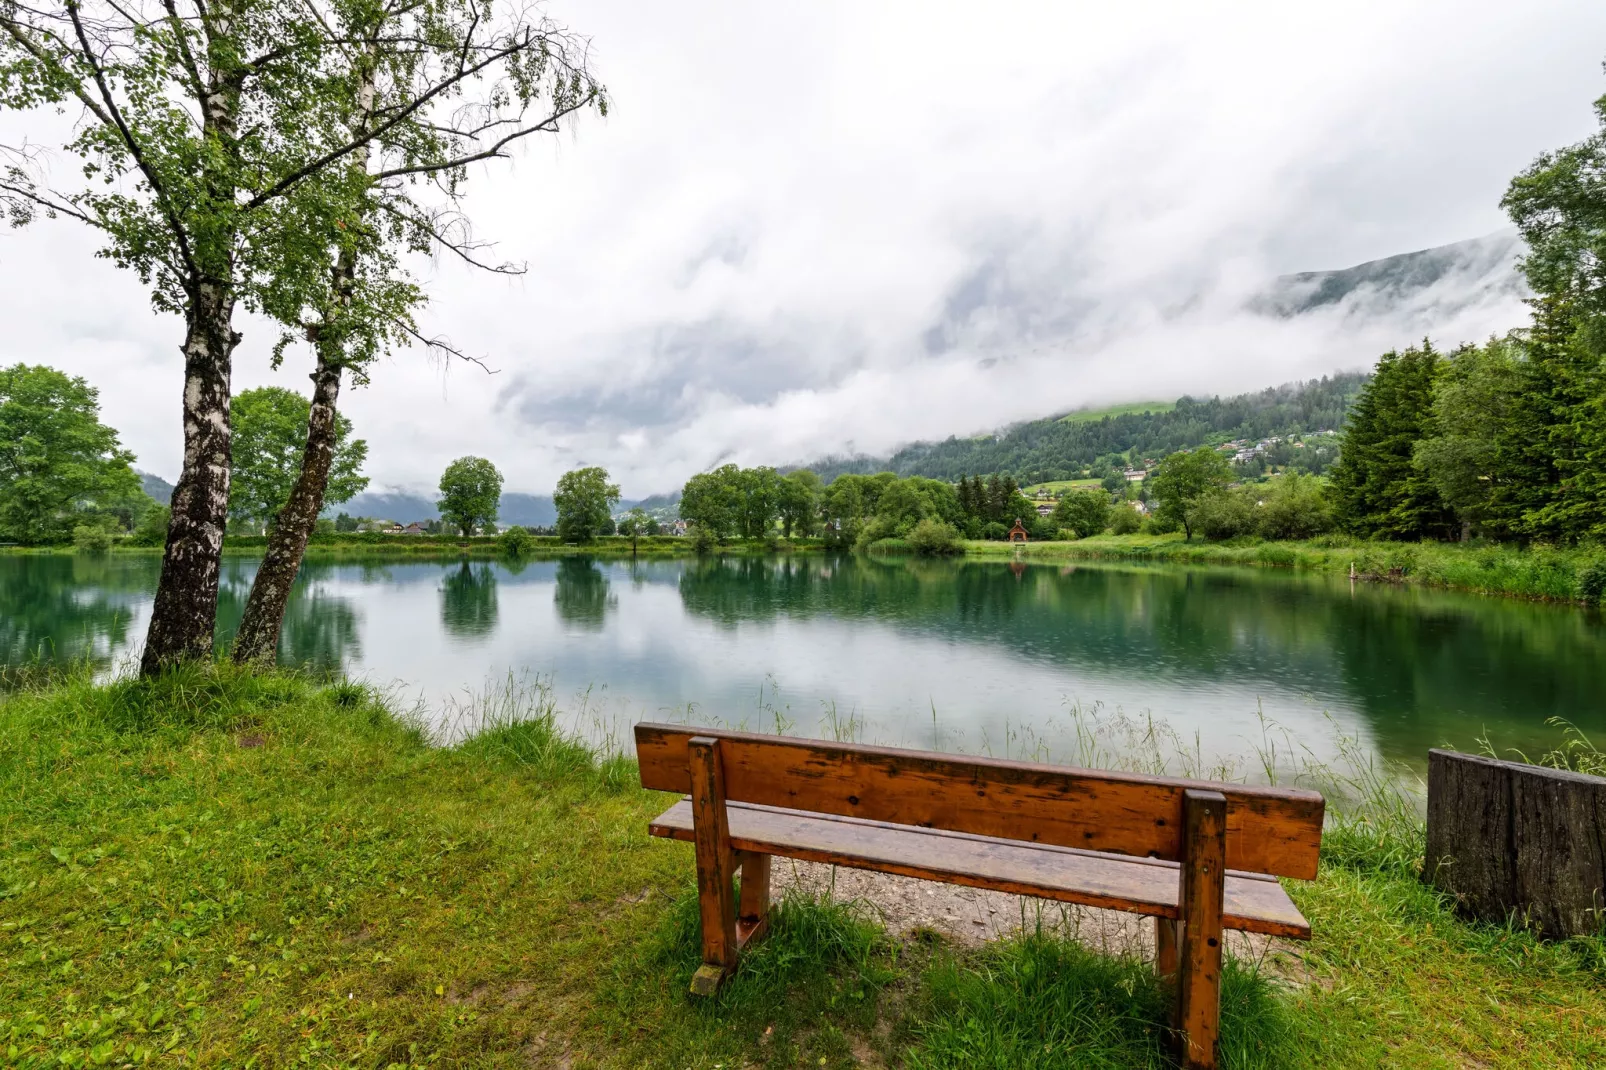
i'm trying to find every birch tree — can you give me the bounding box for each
[0,0,603,672]
[231,0,604,663]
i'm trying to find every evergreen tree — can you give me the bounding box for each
[1329,344,1457,540]
[1502,87,1606,543]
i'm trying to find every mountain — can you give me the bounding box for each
[788,235,1524,486]
[1252,231,1525,319]
[329,491,675,526]
[137,470,174,505]
[799,373,1369,485]
[328,490,559,527]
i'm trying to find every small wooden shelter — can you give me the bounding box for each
[1007,519,1029,543]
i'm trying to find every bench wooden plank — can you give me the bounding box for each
[648,799,1311,939]
[636,724,1325,880]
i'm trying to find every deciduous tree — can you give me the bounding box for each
[438,457,503,536]
[1149,447,1232,541]
[0,364,140,544]
[228,387,366,532]
[554,466,620,543]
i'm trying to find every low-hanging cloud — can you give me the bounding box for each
[1,0,1599,498]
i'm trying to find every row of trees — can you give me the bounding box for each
[1326,88,1606,547]
[2,0,606,672]
[0,366,375,550]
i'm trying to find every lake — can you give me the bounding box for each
[5,551,1604,779]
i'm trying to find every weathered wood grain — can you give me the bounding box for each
[688,737,736,995]
[649,798,1311,938]
[636,724,1325,879]
[1177,790,1227,1070]
[1426,748,1606,939]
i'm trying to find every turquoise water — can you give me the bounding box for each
[4,552,1603,774]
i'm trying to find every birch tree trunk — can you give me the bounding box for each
[140,284,239,672]
[232,51,374,665]
[231,341,344,664]
[140,17,242,675]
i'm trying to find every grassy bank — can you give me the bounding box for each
[959,533,1606,604]
[4,669,1604,1068]
[4,534,831,560]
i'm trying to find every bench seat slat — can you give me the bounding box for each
[649,799,1310,940]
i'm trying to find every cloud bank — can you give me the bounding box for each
[2,0,1602,496]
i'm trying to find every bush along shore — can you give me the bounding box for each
[954,534,1606,605]
[3,666,1604,1069]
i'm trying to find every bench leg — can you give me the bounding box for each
[737,851,772,947]
[688,736,737,996]
[1177,789,1227,1070]
[1155,916,1180,977]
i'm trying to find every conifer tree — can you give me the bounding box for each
[1329,344,1456,540]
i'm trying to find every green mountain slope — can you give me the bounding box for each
[805,372,1369,484]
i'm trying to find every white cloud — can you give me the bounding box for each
[2,0,1601,496]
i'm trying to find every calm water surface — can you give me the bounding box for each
[5,552,1604,774]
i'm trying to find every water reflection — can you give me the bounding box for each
[676,556,1606,762]
[3,552,1602,771]
[440,561,499,638]
[215,558,363,671]
[0,555,153,667]
[553,557,615,631]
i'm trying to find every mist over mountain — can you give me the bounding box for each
[1252,231,1526,320]
[789,234,1526,483]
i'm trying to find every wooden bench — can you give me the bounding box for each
[636,723,1325,1069]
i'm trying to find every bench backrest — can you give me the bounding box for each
[635,723,1324,880]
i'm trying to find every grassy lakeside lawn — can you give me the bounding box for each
[958,534,1606,604]
[5,670,1605,1068]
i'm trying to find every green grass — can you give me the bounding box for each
[3,667,1605,1067]
[960,534,1606,604]
[1058,401,1176,425]
[1019,479,1104,496]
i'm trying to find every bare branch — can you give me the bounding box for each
[373,88,597,180]
[392,315,497,373]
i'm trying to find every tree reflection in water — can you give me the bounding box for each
[441,561,499,638]
[0,555,153,670]
[554,557,614,631]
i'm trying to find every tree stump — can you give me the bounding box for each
[1424,749,1606,939]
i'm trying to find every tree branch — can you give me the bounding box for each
[0,177,100,225]
[242,31,539,211]
[60,2,200,284]
[373,88,596,180]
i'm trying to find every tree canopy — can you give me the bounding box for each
[554,467,621,543]
[438,457,503,537]
[228,387,367,531]
[0,364,141,544]
[1149,448,1232,540]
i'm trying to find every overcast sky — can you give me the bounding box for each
[5,0,1605,497]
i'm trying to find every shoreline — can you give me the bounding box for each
[5,533,1601,606]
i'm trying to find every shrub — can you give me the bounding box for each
[72,523,113,554]
[1188,490,1257,540]
[1255,472,1335,540]
[499,525,535,556]
[1108,504,1142,535]
[690,525,719,554]
[1579,560,1606,605]
[1141,512,1179,535]
[981,521,1009,541]
[128,505,170,547]
[907,518,962,555]
[1052,490,1110,539]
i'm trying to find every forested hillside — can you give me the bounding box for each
[806,372,1370,484]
